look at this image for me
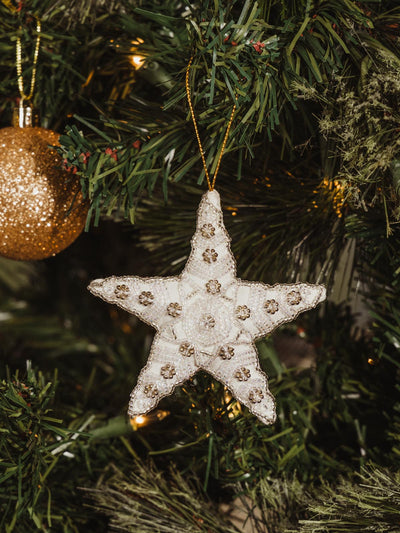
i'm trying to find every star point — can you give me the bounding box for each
[88,189,326,425]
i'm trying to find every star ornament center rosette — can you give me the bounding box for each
[88,190,326,425]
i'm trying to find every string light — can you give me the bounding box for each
[224,389,242,418]
[129,409,170,430]
[131,37,145,70]
[131,55,145,70]
[319,177,345,217]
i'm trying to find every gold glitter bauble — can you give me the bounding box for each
[0,127,89,260]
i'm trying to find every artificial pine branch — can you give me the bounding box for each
[132,173,345,287]
[295,49,400,225]
[1,3,400,531]
[85,462,241,533]
[46,0,399,226]
[0,364,83,532]
[0,256,38,294]
[240,475,309,532]
[345,210,400,369]
[2,1,399,225]
[298,466,400,533]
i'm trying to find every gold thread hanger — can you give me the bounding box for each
[16,18,41,102]
[185,56,237,191]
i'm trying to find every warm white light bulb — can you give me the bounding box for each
[131,55,145,69]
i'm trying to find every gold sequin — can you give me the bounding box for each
[138,291,154,306]
[201,314,216,329]
[287,290,302,305]
[249,388,264,404]
[160,363,176,379]
[236,305,251,320]
[114,284,130,300]
[167,302,182,317]
[264,299,279,314]
[200,223,215,238]
[206,279,221,294]
[179,342,194,357]
[234,367,251,381]
[218,346,234,360]
[144,384,159,398]
[202,248,218,263]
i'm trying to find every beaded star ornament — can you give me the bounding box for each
[88,58,326,425]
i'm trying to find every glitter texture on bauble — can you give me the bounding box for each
[0,127,88,260]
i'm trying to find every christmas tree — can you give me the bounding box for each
[1,1,400,531]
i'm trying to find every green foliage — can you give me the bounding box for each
[138,303,398,488]
[298,466,400,533]
[0,364,77,532]
[0,178,398,532]
[297,50,400,227]
[0,362,153,532]
[54,0,399,226]
[1,2,400,531]
[133,175,345,287]
[0,256,38,294]
[345,211,400,369]
[243,474,310,532]
[85,462,241,533]
[0,1,119,131]
[1,229,398,530]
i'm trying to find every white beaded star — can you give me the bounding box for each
[88,190,326,425]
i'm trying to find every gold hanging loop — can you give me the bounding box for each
[16,18,41,102]
[185,56,236,191]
